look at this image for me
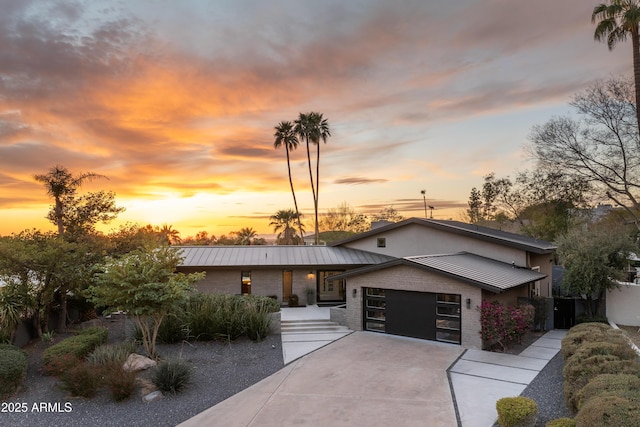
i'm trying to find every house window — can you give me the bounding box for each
[377,238,386,248]
[241,271,251,295]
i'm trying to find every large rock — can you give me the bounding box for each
[123,353,157,372]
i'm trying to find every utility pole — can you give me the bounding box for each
[421,190,427,218]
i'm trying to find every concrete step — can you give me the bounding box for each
[281,319,350,334]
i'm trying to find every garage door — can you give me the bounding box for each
[363,287,461,344]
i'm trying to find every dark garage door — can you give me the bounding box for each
[364,288,461,344]
[386,290,436,340]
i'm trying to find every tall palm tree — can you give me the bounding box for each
[236,227,257,245]
[273,121,304,243]
[294,112,331,244]
[593,0,640,129]
[34,165,106,236]
[270,209,304,245]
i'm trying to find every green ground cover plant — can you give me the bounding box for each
[152,359,191,395]
[41,326,108,374]
[0,343,28,398]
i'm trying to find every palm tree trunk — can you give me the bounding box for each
[633,27,640,133]
[285,146,304,244]
[315,143,320,245]
[55,197,64,236]
[305,137,316,243]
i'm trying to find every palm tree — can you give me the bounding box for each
[274,121,304,243]
[593,0,640,129]
[34,165,106,236]
[33,165,106,332]
[158,224,181,245]
[294,112,331,244]
[236,227,257,245]
[270,209,304,245]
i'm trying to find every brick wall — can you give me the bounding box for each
[185,267,317,302]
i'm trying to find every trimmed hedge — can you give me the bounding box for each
[574,395,640,427]
[42,326,108,367]
[0,344,28,398]
[496,396,537,427]
[561,322,640,420]
[576,374,640,411]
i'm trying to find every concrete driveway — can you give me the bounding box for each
[179,332,463,427]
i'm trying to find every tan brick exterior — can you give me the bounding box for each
[180,267,317,303]
[344,264,483,349]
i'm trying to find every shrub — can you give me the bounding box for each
[561,323,613,359]
[563,354,640,413]
[496,396,538,427]
[105,365,137,402]
[244,300,272,341]
[574,395,640,427]
[545,418,575,427]
[0,344,28,398]
[41,353,81,377]
[156,312,190,344]
[152,359,191,394]
[575,314,608,325]
[42,326,108,366]
[87,341,136,367]
[288,294,299,307]
[479,301,534,351]
[576,374,640,411]
[59,362,100,398]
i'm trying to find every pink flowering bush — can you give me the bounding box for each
[479,300,534,351]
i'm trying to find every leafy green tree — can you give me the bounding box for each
[88,245,204,358]
[294,112,331,245]
[274,121,304,242]
[593,0,640,129]
[0,231,100,336]
[465,170,590,240]
[270,209,304,245]
[529,77,640,230]
[557,224,636,317]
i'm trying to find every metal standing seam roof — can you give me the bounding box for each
[330,252,547,294]
[404,253,547,292]
[176,245,395,267]
[329,218,557,254]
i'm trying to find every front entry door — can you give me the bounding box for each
[283,270,292,302]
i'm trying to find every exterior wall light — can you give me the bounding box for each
[352,288,357,298]
[307,272,315,279]
[466,298,471,309]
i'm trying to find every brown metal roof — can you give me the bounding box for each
[176,245,395,268]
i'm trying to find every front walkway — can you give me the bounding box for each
[449,330,567,427]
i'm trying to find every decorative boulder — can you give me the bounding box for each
[123,353,157,372]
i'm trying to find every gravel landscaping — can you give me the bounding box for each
[2,317,284,427]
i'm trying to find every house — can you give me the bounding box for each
[177,245,395,303]
[177,218,556,348]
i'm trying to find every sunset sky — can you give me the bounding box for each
[0,0,630,239]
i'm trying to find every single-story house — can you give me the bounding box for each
[176,218,556,348]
